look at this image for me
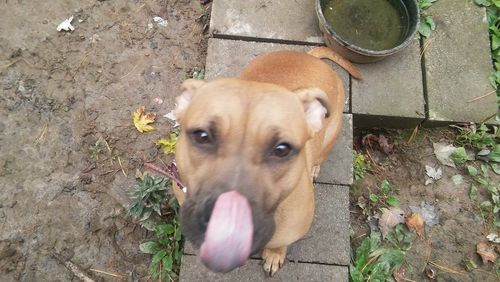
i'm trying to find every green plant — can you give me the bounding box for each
[475,0,500,118]
[353,151,371,180]
[140,219,183,281]
[350,230,408,282]
[466,163,500,228]
[418,0,438,38]
[89,137,106,160]
[190,67,205,80]
[127,175,170,228]
[368,180,401,207]
[452,124,500,163]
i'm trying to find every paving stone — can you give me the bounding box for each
[351,38,425,128]
[179,255,348,282]
[315,114,353,185]
[209,0,322,44]
[205,38,350,112]
[184,184,350,266]
[423,0,497,125]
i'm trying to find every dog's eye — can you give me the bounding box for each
[271,143,293,158]
[191,130,212,145]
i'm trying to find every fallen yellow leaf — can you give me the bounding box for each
[406,212,425,237]
[156,132,178,155]
[133,106,156,133]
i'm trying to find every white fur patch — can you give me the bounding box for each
[305,100,327,132]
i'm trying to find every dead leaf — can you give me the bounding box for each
[393,266,406,282]
[425,165,442,185]
[377,134,394,154]
[133,106,156,133]
[410,202,439,227]
[433,142,457,168]
[406,213,425,237]
[379,207,405,238]
[486,233,500,244]
[476,242,498,264]
[362,133,394,155]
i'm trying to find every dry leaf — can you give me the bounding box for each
[433,142,457,168]
[425,165,442,185]
[133,106,156,133]
[406,212,425,237]
[393,266,406,282]
[476,241,498,264]
[379,207,405,238]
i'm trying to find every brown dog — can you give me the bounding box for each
[172,47,360,276]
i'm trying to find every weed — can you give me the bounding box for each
[128,175,183,281]
[127,175,170,229]
[453,123,498,150]
[89,137,106,160]
[190,67,205,80]
[466,163,500,228]
[368,180,401,208]
[353,151,371,180]
[474,0,500,118]
[139,216,182,281]
[451,123,500,228]
[418,0,438,38]
[350,226,413,282]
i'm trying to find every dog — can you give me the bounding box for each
[171,47,360,276]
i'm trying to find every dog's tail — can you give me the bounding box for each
[308,47,362,80]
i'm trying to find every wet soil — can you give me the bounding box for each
[0,0,209,280]
[351,128,499,281]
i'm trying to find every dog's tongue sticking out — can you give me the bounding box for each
[199,191,253,273]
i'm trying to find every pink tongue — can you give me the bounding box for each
[199,191,253,273]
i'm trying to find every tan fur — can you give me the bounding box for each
[174,47,359,275]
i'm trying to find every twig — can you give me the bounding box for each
[120,64,138,80]
[35,124,48,144]
[143,162,185,189]
[467,90,496,103]
[117,156,127,177]
[104,139,113,164]
[428,261,464,275]
[52,252,95,282]
[0,59,21,69]
[422,236,432,272]
[89,268,126,279]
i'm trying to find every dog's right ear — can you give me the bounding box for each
[175,79,205,122]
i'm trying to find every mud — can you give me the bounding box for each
[351,128,499,281]
[0,0,209,280]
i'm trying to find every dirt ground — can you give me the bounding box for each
[0,0,209,281]
[351,128,499,282]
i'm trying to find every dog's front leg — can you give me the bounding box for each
[262,246,287,276]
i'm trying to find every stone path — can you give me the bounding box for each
[179,0,496,281]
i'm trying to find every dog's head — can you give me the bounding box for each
[174,78,329,272]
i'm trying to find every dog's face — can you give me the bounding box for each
[174,78,329,272]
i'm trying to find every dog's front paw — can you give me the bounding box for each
[261,246,287,276]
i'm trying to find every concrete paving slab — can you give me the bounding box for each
[423,0,497,125]
[315,114,353,185]
[205,38,350,112]
[351,38,425,128]
[184,184,350,266]
[209,0,322,44]
[179,255,348,282]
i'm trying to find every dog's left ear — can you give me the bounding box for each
[294,88,331,134]
[175,79,206,122]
